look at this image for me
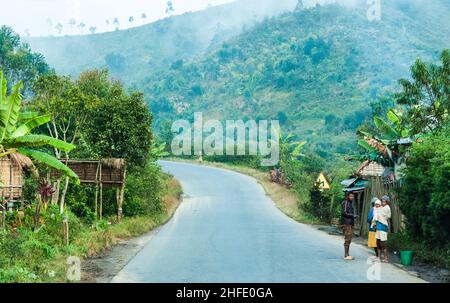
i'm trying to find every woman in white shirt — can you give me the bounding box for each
[371,195,392,262]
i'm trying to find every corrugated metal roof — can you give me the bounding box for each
[341,178,357,187]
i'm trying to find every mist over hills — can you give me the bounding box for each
[140,0,449,157]
[27,0,450,158]
[26,0,298,83]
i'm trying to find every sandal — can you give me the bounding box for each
[344,256,355,260]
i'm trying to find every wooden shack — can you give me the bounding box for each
[0,153,32,203]
[52,158,126,220]
[342,160,403,237]
[56,159,126,186]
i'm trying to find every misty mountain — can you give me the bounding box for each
[26,0,298,83]
[26,0,450,159]
[141,0,449,157]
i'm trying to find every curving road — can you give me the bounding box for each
[112,161,424,283]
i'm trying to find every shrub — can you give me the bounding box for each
[123,162,164,217]
[399,128,450,246]
[303,182,333,223]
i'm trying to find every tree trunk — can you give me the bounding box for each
[63,218,69,246]
[116,188,121,222]
[59,176,69,214]
[1,202,6,240]
[51,179,61,205]
[94,183,99,219]
[116,167,127,222]
[99,183,103,220]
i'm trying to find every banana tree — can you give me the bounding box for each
[274,129,307,185]
[279,129,307,163]
[0,71,79,181]
[357,109,414,177]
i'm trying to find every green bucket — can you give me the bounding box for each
[400,250,414,266]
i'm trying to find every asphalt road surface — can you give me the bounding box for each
[112,161,424,283]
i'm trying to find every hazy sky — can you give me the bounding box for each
[0,0,236,37]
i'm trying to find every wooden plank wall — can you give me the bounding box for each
[359,177,403,237]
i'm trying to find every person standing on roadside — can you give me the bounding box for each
[367,198,381,257]
[372,195,392,262]
[341,192,358,260]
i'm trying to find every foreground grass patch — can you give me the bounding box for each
[0,174,182,283]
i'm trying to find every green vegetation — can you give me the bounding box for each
[0,0,448,277]
[26,0,297,83]
[0,26,50,95]
[0,172,182,282]
[143,1,449,161]
[0,72,77,179]
[360,50,450,268]
[0,27,182,282]
[305,183,333,224]
[400,130,449,246]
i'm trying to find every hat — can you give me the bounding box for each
[371,197,379,206]
[374,199,382,206]
[381,195,391,202]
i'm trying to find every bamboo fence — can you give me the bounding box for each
[359,177,403,237]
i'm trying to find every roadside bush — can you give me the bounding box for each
[123,162,164,217]
[389,232,450,269]
[66,185,96,223]
[303,182,333,224]
[399,128,450,246]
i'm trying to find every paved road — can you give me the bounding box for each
[112,161,424,283]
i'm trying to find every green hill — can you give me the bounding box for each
[141,0,450,158]
[26,0,450,159]
[26,0,298,83]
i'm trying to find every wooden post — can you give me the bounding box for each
[94,184,99,219]
[62,218,69,245]
[94,161,100,219]
[99,162,103,220]
[1,197,5,240]
[99,182,103,220]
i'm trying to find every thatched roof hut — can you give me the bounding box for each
[0,153,33,199]
[53,158,126,187]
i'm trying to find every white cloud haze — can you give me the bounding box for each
[0,0,235,37]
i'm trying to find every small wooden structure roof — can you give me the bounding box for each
[341,177,369,193]
[355,160,386,177]
[0,153,33,199]
[52,158,126,187]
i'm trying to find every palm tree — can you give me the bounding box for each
[55,23,63,35]
[166,1,174,15]
[0,71,78,180]
[113,18,120,31]
[78,22,86,34]
[68,18,77,34]
[141,13,147,25]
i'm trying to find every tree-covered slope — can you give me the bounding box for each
[143,0,450,158]
[26,0,298,83]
